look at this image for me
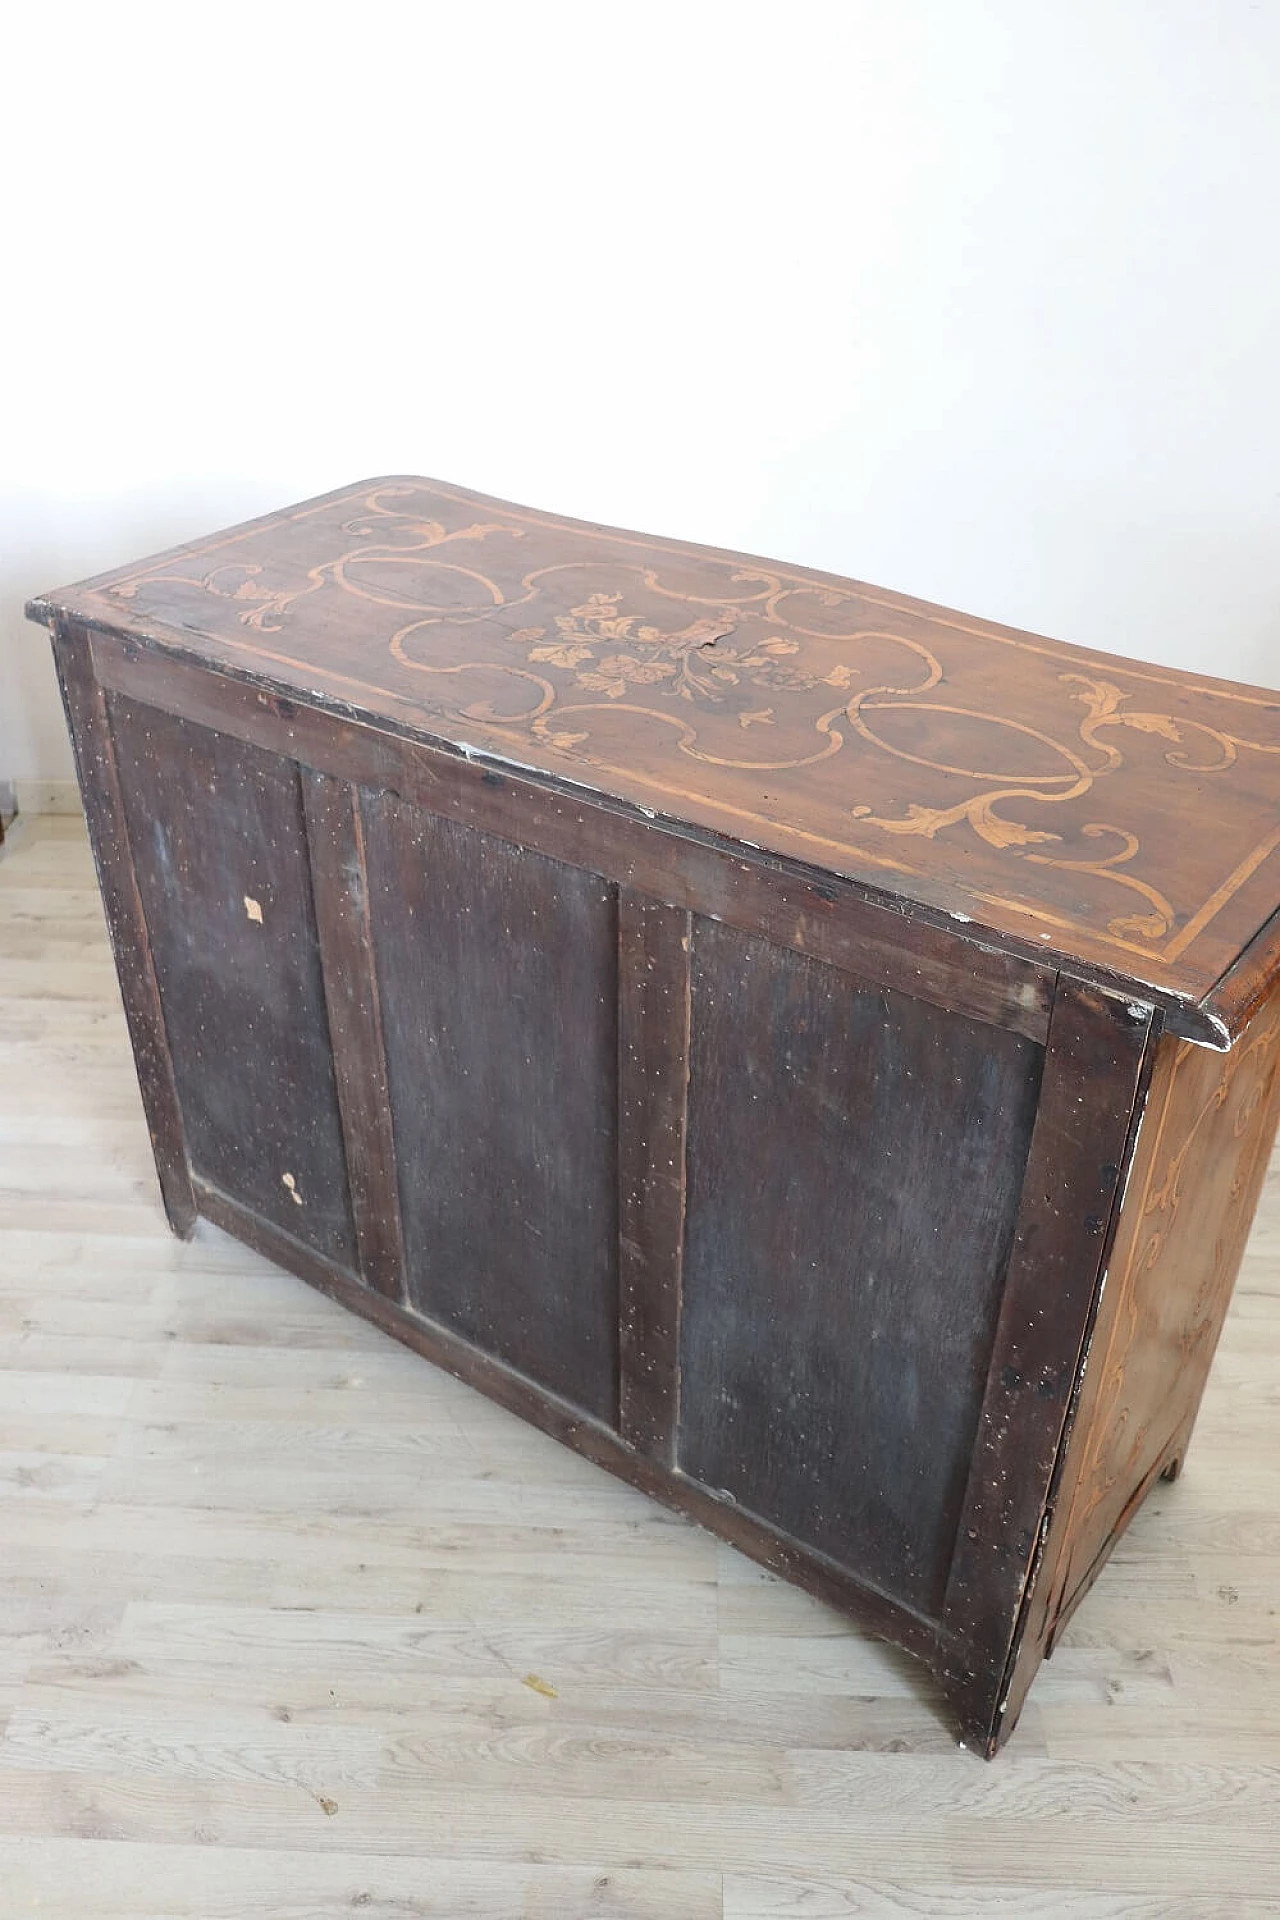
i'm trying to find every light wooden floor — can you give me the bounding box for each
[1,813,1278,1918]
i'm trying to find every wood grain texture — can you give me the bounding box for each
[190,1175,939,1665]
[1000,975,1280,1735]
[44,600,1280,1764]
[28,476,1280,1043]
[49,623,195,1237]
[677,917,1044,1617]
[85,630,1057,1045]
[617,891,690,1465]
[29,489,1280,1776]
[106,694,357,1272]
[360,793,620,1423]
[3,817,1280,1915]
[300,771,406,1302]
[1201,903,1280,1047]
[940,983,1156,1752]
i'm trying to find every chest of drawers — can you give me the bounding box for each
[30,477,1280,1753]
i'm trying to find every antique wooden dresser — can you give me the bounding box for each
[29,477,1280,1755]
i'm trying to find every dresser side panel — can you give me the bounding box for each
[1005,976,1280,1724]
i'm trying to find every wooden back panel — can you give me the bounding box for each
[53,616,1191,1753]
[362,795,621,1421]
[108,694,357,1269]
[678,917,1044,1615]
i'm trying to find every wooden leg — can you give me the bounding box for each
[939,982,1156,1758]
[1160,1415,1197,1482]
[51,620,196,1239]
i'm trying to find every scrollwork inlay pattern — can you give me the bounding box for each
[96,479,1280,971]
[1063,1003,1280,1567]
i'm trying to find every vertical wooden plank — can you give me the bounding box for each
[939,978,1156,1753]
[617,892,691,1465]
[49,619,196,1237]
[301,772,406,1302]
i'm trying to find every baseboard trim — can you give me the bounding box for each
[13,778,83,817]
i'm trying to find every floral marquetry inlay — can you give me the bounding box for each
[40,475,1280,1024]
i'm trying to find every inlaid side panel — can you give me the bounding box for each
[678,918,1044,1617]
[361,794,620,1422]
[107,695,357,1269]
[1042,978,1280,1645]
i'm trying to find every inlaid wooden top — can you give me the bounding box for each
[29,476,1280,1046]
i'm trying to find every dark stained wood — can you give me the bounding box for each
[300,770,407,1302]
[192,1172,939,1664]
[940,982,1156,1754]
[1201,903,1280,1048]
[678,917,1044,1617]
[32,481,1280,1759]
[360,794,621,1423]
[27,475,1280,1043]
[107,692,357,1271]
[85,629,1058,1045]
[617,892,691,1465]
[50,620,196,1237]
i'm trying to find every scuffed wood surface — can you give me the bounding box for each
[617,891,690,1466]
[107,693,356,1270]
[300,771,407,1303]
[361,793,621,1423]
[86,631,1058,1046]
[679,916,1043,1617]
[29,477,1280,1044]
[1,816,1279,1913]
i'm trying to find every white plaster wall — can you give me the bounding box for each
[2,0,1277,785]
